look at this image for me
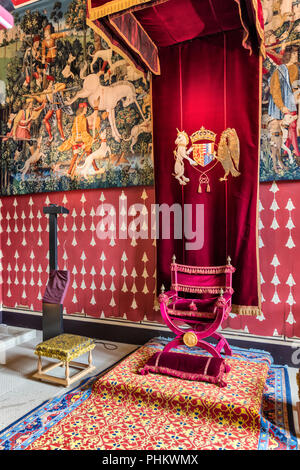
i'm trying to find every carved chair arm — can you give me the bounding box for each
[158,289,177,304]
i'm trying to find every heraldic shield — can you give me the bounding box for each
[190,127,217,167]
[192,143,215,166]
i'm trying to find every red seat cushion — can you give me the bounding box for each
[167,297,230,320]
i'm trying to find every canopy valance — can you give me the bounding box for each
[87,0,265,74]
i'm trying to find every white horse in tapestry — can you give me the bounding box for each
[65,73,144,142]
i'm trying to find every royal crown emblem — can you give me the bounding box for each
[190,126,217,144]
[173,126,241,193]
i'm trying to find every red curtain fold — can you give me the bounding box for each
[233,0,265,57]
[87,17,150,74]
[152,29,262,315]
[109,12,160,74]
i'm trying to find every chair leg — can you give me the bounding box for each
[196,338,231,372]
[194,338,223,359]
[164,335,222,359]
[164,335,231,373]
[212,333,232,356]
[163,337,183,352]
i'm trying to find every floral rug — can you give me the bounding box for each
[0,338,298,450]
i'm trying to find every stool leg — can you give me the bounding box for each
[38,355,42,374]
[65,361,70,385]
[88,350,92,367]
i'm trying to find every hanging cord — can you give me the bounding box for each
[223,34,228,259]
[223,34,228,260]
[208,0,228,259]
[179,43,186,263]
[179,43,183,131]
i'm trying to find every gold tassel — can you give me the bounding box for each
[206,183,210,192]
[198,183,202,193]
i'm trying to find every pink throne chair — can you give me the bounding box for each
[159,255,235,368]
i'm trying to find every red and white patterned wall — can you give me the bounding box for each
[1,181,300,338]
[224,180,300,338]
[0,186,161,324]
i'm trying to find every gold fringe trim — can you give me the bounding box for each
[255,53,263,314]
[233,0,266,58]
[87,0,153,21]
[171,263,235,274]
[231,304,261,316]
[251,0,266,58]
[233,0,251,55]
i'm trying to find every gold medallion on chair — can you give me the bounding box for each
[183,331,198,348]
[173,126,241,193]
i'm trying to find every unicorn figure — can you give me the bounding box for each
[173,129,196,185]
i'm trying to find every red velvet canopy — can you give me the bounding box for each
[87,0,265,73]
[87,0,265,316]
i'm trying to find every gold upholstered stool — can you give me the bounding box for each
[33,333,95,387]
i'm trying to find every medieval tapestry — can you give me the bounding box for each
[0,0,153,196]
[260,0,300,181]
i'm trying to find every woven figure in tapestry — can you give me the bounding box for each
[32,75,73,144]
[159,255,235,369]
[173,126,241,192]
[58,102,94,177]
[41,24,69,78]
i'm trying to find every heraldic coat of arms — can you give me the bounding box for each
[173,126,241,192]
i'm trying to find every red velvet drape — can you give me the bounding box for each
[152,28,262,315]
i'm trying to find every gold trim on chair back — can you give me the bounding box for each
[170,256,235,298]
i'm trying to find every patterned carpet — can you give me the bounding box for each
[0,338,298,450]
